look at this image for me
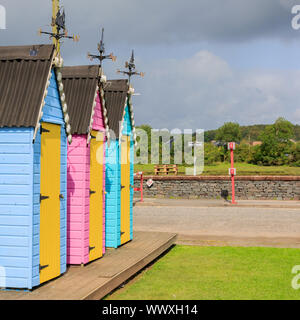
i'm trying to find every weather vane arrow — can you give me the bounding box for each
[117,50,145,85]
[87,28,117,69]
[38,0,79,54]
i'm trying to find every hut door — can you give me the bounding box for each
[39,122,61,284]
[89,131,104,262]
[120,135,131,245]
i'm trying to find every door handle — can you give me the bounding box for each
[39,264,49,272]
[89,246,95,252]
[40,194,49,203]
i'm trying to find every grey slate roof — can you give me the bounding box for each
[62,65,100,135]
[0,44,55,128]
[103,79,129,139]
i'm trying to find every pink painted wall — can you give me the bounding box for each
[67,93,106,265]
[67,135,90,265]
[92,93,106,254]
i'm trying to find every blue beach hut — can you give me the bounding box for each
[104,80,136,248]
[0,44,72,289]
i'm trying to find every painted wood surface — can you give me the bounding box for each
[39,122,61,284]
[0,69,68,289]
[93,94,106,254]
[105,140,121,248]
[67,93,106,264]
[105,102,134,248]
[0,128,34,289]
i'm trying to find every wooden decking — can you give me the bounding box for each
[0,231,176,300]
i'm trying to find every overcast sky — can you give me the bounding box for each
[1,0,300,130]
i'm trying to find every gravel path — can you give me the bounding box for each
[133,204,300,247]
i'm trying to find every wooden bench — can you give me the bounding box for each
[154,164,178,176]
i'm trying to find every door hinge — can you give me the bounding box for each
[40,194,50,203]
[59,194,64,200]
[40,126,50,134]
[39,264,49,272]
[121,185,125,190]
[121,231,125,236]
[90,134,96,139]
[89,246,95,252]
[89,190,96,196]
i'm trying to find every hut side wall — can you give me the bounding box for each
[92,93,106,131]
[40,69,67,275]
[122,105,134,241]
[0,128,34,289]
[32,128,41,287]
[92,93,106,253]
[105,140,120,248]
[67,135,90,265]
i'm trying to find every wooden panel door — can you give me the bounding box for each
[40,122,61,284]
[121,136,131,245]
[89,131,104,262]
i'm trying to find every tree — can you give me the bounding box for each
[204,143,221,165]
[254,117,294,166]
[215,122,241,144]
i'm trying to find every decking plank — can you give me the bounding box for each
[0,231,176,300]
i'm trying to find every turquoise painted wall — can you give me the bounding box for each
[105,140,120,248]
[105,101,134,248]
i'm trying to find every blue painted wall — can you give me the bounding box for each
[0,128,34,289]
[105,100,134,248]
[0,69,67,289]
[105,141,120,248]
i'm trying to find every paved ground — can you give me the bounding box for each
[133,199,300,248]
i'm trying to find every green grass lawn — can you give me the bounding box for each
[107,246,300,300]
[135,163,300,176]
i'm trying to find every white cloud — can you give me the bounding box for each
[133,50,300,130]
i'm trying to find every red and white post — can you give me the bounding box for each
[134,171,144,203]
[228,142,237,205]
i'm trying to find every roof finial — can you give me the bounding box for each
[117,50,145,85]
[87,27,116,70]
[38,0,79,54]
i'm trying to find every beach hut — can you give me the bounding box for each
[62,65,109,265]
[104,80,136,248]
[0,44,72,289]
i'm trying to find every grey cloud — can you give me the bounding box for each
[1,0,299,47]
[133,51,300,130]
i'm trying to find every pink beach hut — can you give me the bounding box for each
[62,65,109,265]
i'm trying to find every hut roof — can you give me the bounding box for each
[104,79,129,139]
[0,44,55,128]
[62,65,100,135]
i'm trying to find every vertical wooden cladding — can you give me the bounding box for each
[0,128,34,289]
[121,136,131,245]
[0,68,68,289]
[89,131,104,262]
[105,102,134,249]
[39,122,61,284]
[66,91,106,265]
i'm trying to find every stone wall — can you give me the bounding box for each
[133,176,300,200]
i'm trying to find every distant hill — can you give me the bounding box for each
[204,124,300,143]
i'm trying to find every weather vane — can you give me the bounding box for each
[117,50,145,84]
[39,0,79,54]
[87,28,116,69]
